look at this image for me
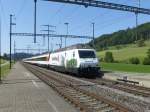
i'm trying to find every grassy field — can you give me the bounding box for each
[97,40,150,73]
[0,59,7,64]
[0,59,11,78]
[1,64,10,77]
[101,62,150,73]
[97,40,150,63]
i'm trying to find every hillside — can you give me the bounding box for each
[97,40,150,63]
[89,22,150,51]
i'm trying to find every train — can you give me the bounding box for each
[23,44,103,77]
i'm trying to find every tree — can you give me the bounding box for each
[143,48,150,65]
[88,22,150,51]
[3,53,8,60]
[104,52,114,63]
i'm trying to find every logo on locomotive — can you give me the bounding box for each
[52,55,59,62]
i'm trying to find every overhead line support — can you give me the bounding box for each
[34,0,37,43]
[11,33,92,39]
[44,0,150,15]
[41,25,56,53]
[9,14,16,69]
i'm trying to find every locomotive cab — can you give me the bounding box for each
[77,49,100,76]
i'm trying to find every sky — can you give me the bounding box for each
[0,0,150,54]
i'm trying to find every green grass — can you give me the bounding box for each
[97,41,150,73]
[98,47,149,62]
[97,40,150,63]
[1,64,10,77]
[0,59,7,64]
[0,63,11,78]
[101,62,150,73]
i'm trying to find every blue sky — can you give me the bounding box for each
[0,0,150,54]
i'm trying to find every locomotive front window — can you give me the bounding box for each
[78,50,96,58]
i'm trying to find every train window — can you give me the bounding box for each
[31,57,47,61]
[78,50,96,58]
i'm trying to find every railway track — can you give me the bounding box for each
[23,63,133,112]
[83,78,150,97]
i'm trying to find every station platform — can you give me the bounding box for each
[0,62,78,112]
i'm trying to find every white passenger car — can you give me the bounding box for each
[23,54,49,67]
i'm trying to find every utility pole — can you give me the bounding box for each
[0,13,2,83]
[42,35,46,46]
[27,45,30,54]
[135,0,140,41]
[56,43,62,49]
[41,25,56,54]
[60,37,62,48]
[38,44,41,54]
[9,14,16,69]
[14,41,16,63]
[64,23,69,48]
[34,0,37,43]
[92,22,95,48]
[135,13,138,41]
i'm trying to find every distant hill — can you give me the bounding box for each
[89,22,150,51]
[4,53,34,60]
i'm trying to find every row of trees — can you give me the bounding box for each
[89,22,150,51]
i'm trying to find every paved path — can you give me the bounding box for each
[0,62,78,112]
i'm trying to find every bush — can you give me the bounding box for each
[115,45,121,50]
[129,57,140,64]
[147,48,150,58]
[137,39,145,47]
[99,58,104,62]
[104,52,114,63]
[143,57,150,65]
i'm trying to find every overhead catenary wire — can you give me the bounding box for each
[0,0,7,27]
[81,13,133,36]
[50,4,65,21]
[55,5,80,27]
[16,0,28,20]
[95,15,134,36]
[69,0,133,33]
[0,6,1,82]
[63,6,80,21]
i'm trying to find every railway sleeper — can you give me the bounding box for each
[95,103,109,109]
[98,107,115,112]
[24,64,132,112]
[87,98,97,102]
[114,85,150,97]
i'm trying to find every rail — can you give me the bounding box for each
[23,62,133,112]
